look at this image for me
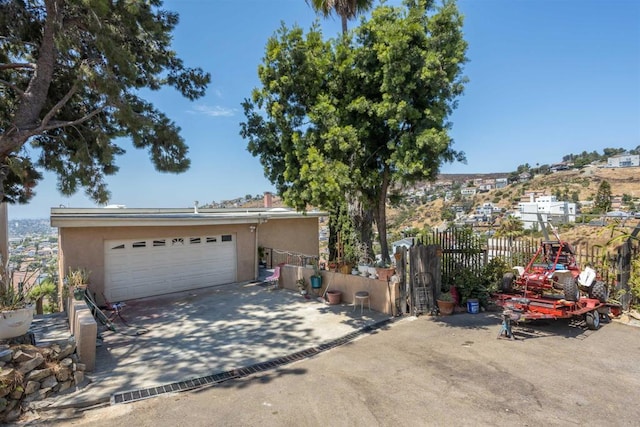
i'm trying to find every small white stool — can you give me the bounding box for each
[353,291,370,315]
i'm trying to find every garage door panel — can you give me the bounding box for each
[105,234,237,301]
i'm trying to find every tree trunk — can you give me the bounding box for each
[373,167,391,264]
[348,195,373,261]
[1,0,58,157]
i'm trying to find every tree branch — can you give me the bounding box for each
[41,105,107,132]
[0,79,25,97]
[0,63,36,71]
[40,82,79,127]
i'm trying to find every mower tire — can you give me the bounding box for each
[589,281,608,303]
[501,272,514,292]
[562,276,580,302]
[585,311,600,330]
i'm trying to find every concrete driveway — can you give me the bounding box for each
[47,281,391,408]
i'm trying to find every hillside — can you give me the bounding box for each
[387,166,640,247]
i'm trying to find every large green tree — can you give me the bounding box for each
[242,0,467,263]
[0,0,210,204]
[307,0,374,34]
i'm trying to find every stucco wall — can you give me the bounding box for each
[258,216,320,259]
[57,216,320,305]
[58,224,256,303]
[279,265,398,316]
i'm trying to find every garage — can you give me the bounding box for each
[52,206,324,305]
[104,234,236,301]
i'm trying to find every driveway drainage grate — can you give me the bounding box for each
[110,317,392,405]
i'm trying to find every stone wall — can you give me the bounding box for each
[0,338,84,423]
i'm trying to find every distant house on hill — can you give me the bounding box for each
[460,187,476,197]
[495,178,508,189]
[550,163,570,172]
[607,154,639,168]
[518,172,532,182]
[516,195,576,230]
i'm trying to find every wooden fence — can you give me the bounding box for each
[418,229,638,307]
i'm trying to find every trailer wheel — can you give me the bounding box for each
[585,311,600,330]
[562,276,580,302]
[501,272,514,292]
[589,281,608,303]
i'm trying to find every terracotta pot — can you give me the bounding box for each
[437,299,455,315]
[376,267,395,282]
[326,290,342,305]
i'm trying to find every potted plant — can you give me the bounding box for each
[296,278,308,295]
[0,264,39,340]
[310,261,323,290]
[66,267,91,300]
[436,291,455,315]
[375,260,395,282]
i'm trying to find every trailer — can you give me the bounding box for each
[493,291,622,339]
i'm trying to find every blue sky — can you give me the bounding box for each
[11,0,640,219]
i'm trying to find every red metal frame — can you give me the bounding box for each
[493,291,621,321]
[514,240,581,293]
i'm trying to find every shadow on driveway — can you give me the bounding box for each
[53,281,391,407]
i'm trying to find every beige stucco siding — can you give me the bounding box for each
[59,224,256,300]
[57,214,320,304]
[258,217,319,258]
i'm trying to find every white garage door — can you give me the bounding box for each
[104,234,237,301]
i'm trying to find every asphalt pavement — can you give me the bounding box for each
[34,308,640,427]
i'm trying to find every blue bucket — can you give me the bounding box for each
[467,298,479,314]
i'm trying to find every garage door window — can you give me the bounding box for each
[105,234,237,301]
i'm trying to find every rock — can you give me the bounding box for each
[56,342,76,360]
[17,352,44,374]
[73,371,84,385]
[12,349,33,363]
[9,387,23,400]
[60,357,73,368]
[24,381,40,395]
[0,386,10,399]
[26,368,52,382]
[58,380,72,393]
[3,405,22,423]
[55,367,71,382]
[0,368,15,397]
[0,349,13,363]
[0,397,7,412]
[75,362,86,372]
[40,375,58,390]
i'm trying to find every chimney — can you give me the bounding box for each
[263,191,273,208]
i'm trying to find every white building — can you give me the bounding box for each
[495,178,508,189]
[607,154,639,168]
[460,187,477,197]
[517,195,576,230]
